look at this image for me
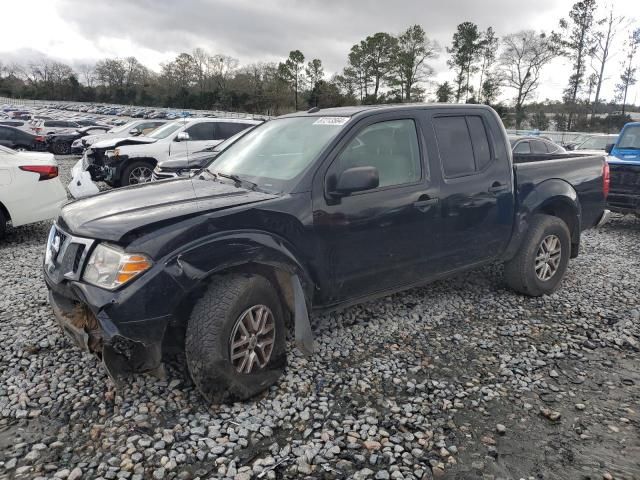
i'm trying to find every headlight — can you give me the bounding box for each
[106,148,120,158]
[83,244,152,290]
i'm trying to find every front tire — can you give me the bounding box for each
[504,214,571,296]
[120,160,154,186]
[185,273,287,403]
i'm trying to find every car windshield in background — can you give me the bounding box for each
[577,135,618,150]
[617,125,640,149]
[108,121,138,134]
[207,116,348,192]
[148,122,182,139]
[208,127,255,152]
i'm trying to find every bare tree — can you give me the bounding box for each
[590,6,625,119]
[500,31,558,129]
[77,63,96,87]
[616,28,640,116]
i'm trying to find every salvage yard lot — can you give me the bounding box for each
[1,158,639,480]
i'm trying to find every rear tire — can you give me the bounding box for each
[504,214,571,296]
[185,273,287,403]
[120,160,154,186]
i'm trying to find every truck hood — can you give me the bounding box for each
[58,178,277,242]
[91,136,158,150]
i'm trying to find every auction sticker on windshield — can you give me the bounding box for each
[313,117,349,126]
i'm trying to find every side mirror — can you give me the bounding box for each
[605,143,614,154]
[565,144,575,151]
[332,166,379,196]
[175,132,189,142]
[129,128,140,136]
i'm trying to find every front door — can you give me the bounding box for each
[311,113,441,305]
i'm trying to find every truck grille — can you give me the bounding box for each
[610,164,640,192]
[45,225,94,282]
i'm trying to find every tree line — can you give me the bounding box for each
[0,0,637,131]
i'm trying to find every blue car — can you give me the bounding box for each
[607,122,640,214]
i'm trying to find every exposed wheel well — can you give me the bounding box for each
[537,200,580,258]
[164,263,296,351]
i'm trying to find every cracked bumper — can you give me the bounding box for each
[47,287,165,380]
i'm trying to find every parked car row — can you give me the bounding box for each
[80,117,261,186]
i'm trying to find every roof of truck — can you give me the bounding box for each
[280,103,494,118]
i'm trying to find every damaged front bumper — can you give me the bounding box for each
[47,286,165,383]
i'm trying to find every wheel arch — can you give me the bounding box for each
[162,231,316,347]
[503,179,582,261]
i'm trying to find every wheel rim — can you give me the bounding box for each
[535,234,562,281]
[128,166,152,184]
[229,304,276,374]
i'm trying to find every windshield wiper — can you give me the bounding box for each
[216,172,258,190]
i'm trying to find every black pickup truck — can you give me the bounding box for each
[44,104,610,402]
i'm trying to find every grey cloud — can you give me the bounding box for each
[56,0,562,74]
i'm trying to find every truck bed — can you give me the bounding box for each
[513,154,606,230]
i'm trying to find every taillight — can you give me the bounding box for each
[602,162,610,199]
[34,136,45,142]
[19,165,59,181]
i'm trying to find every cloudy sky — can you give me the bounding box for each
[1,0,638,104]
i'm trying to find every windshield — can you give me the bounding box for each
[149,122,183,139]
[577,135,617,150]
[109,121,138,134]
[617,125,640,149]
[207,116,348,192]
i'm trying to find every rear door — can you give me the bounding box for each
[423,108,514,269]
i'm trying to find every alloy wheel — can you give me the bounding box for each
[535,234,562,281]
[229,304,276,374]
[128,166,152,184]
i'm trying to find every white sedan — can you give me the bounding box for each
[0,145,67,237]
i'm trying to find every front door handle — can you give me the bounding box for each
[488,182,508,194]
[414,196,438,212]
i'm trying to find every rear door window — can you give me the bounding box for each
[433,115,493,177]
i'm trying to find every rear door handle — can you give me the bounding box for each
[414,196,438,212]
[488,182,508,194]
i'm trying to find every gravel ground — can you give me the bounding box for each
[1,157,639,480]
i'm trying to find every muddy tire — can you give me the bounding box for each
[504,214,571,297]
[120,160,154,186]
[185,273,287,403]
